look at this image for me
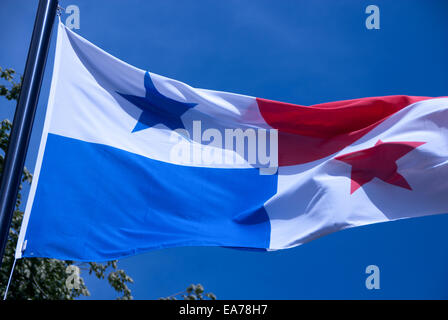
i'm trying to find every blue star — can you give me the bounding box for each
[117,72,197,132]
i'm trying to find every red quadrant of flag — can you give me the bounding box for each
[256,95,431,166]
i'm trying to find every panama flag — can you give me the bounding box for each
[15,22,448,261]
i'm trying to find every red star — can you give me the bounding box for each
[335,140,425,194]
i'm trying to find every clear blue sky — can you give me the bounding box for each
[1,0,448,299]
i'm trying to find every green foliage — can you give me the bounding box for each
[160,284,217,300]
[0,67,21,101]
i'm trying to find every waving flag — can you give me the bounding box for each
[15,22,448,261]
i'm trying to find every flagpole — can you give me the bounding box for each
[0,0,58,269]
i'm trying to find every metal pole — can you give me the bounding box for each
[0,0,58,269]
